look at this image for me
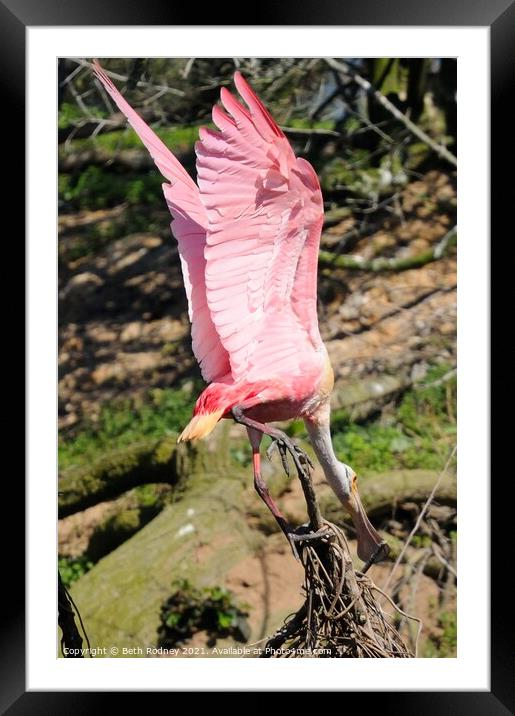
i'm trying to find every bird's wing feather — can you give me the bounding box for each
[92,63,230,382]
[196,71,325,383]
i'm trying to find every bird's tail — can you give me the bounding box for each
[177,380,263,443]
[177,410,225,442]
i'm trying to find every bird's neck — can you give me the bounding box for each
[304,417,339,473]
[304,411,349,503]
[305,410,350,505]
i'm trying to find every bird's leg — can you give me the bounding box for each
[232,406,313,480]
[246,428,300,560]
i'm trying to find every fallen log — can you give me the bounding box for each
[319,226,456,272]
[58,433,230,518]
[59,147,160,173]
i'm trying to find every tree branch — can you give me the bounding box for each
[325,58,457,168]
[319,226,457,272]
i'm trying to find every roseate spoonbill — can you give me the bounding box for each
[93,63,388,567]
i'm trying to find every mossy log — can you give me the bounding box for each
[330,374,407,421]
[319,227,456,273]
[67,462,260,656]
[59,146,192,173]
[58,432,231,518]
[318,469,456,523]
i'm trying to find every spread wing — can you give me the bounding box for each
[92,63,230,382]
[196,71,325,383]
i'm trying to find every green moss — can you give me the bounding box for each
[87,508,143,560]
[229,442,252,468]
[133,483,170,509]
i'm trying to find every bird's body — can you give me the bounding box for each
[182,351,333,440]
[93,63,388,567]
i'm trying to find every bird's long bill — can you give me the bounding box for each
[345,482,389,566]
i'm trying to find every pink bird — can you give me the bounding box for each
[93,63,388,567]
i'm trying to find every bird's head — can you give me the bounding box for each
[329,461,355,500]
[331,462,389,566]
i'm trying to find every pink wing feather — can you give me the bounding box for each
[92,63,230,383]
[196,71,325,383]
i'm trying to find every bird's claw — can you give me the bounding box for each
[266,437,314,479]
[292,444,314,471]
[266,440,290,477]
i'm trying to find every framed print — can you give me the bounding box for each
[7,0,510,709]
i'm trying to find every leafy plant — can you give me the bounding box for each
[58,555,94,588]
[59,166,164,211]
[157,579,250,648]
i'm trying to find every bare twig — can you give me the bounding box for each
[326,58,457,168]
[261,451,415,658]
[70,58,185,97]
[383,445,457,594]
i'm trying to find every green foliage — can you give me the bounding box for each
[59,166,164,211]
[59,125,200,212]
[330,364,456,473]
[59,383,200,469]
[92,125,200,154]
[157,579,250,647]
[321,150,408,197]
[59,102,107,130]
[423,609,457,657]
[58,555,94,588]
[287,117,336,131]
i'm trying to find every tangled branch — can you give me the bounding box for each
[260,453,418,658]
[260,521,418,658]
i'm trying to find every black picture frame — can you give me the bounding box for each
[9,0,511,711]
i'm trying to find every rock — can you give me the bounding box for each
[120,321,143,343]
[60,272,104,301]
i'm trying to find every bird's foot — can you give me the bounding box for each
[284,524,331,561]
[266,439,290,476]
[266,437,314,478]
[289,524,331,544]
